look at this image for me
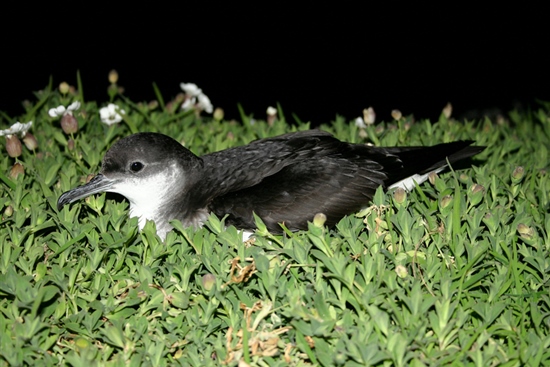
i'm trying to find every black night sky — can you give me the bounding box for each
[2,6,548,127]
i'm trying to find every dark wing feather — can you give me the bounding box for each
[209,159,386,231]
[208,142,404,232]
[199,131,484,233]
[196,130,343,198]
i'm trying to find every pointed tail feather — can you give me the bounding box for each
[387,141,485,189]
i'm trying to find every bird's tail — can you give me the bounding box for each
[386,141,485,189]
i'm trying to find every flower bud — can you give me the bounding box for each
[60,114,78,134]
[6,135,22,157]
[59,82,70,94]
[22,132,38,151]
[363,107,376,125]
[511,166,525,184]
[458,173,469,183]
[471,184,484,194]
[67,138,75,151]
[391,109,402,120]
[517,223,534,239]
[313,212,327,227]
[442,102,452,119]
[4,205,13,217]
[75,337,91,351]
[392,187,407,208]
[439,195,453,215]
[468,184,485,206]
[395,264,408,278]
[428,171,438,185]
[108,69,119,84]
[10,162,24,179]
[202,273,216,291]
[213,107,224,121]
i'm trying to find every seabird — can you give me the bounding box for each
[57,130,484,238]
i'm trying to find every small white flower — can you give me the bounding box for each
[354,117,367,129]
[179,82,213,114]
[99,103,125,125]
[197,93,213,114]
[48,106,66,118]
[266,106,278,125]
[0,121,33,137]
[49,101,81,118]
[181,97,197,111]
[266,106,277,116]
[180,82,202,97]
[363,107,376,125]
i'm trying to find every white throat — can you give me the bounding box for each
[108,163,183,233]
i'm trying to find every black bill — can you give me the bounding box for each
[57,174,114,210]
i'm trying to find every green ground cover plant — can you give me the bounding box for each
[0,74,549,366]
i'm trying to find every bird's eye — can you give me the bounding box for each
[130,162,144,172]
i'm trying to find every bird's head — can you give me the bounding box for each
[57,133,201,220]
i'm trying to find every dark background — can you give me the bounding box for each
[2,6,548,126]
